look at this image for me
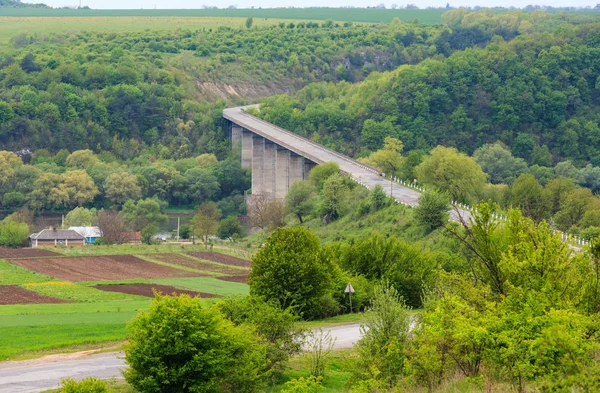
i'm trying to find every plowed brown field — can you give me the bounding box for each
[151,254,247,275]
[0,248,60,259]
[186,252,251,268]
[0,285,72,305]
[94,284,216,298]
[7,255,203,282]
[217,274,249,283]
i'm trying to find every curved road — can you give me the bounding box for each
[0,324,362,393]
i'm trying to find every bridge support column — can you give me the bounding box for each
[275,146,289,199]
[263,141,276,197]
[289,152,304,187]
[252,135,264,193]
[230,124,242,149]
[304,160,317,180]
[241,129,253,170]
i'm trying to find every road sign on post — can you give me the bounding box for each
[345,282,355,313]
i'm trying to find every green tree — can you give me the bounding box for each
[359,137,405,177]
[352,283,411,388]
[0,219,29,248]
[473,142,528,184]
[544,177,576,214]
[245,17,254,28]
[121,198,168,231]
[414,188,450,230]
[50,170,99,208]
[218,296,302,379]
[65,149,99,169]
[416,146,487,202]
[553,188,597,230]
[2,191,24,209]
[337,232,435,308]
[319,173,348,221]
[308,162,339,191]
[249,227,335,319]
[141,224,158,245]
[510,174,548,222]
[217,216,244,240]
[369,184,388,212]
[124,294,267,393]
[286,180,315,223]
[64,207,98,227]
[192,201,222,247]
[105,172,142,207]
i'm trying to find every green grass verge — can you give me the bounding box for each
[0,260,56,285]
[154,277,249,296]
[295,312,370,330]
[0,300,150,316]
[21,282,146,302]
[0,324,128,361]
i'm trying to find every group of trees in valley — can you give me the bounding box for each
[258,12,600,165]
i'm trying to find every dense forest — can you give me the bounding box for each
[258,11,600,164]
[1,10,597,156]
[0,21,452,155]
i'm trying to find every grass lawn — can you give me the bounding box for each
[155,276,249,296]
[0,259,56,285]
[295,312,370,330]
[0,300,150,360]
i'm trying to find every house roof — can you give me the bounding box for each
[30,229,86,241]
[69,226,103,238]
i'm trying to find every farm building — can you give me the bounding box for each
[69,226,103,244]
[29,229,86,247]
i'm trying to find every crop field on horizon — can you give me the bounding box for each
[0,8,446,24]
[0,16,331,48]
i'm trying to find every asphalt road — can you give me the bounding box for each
[0,324,363,393]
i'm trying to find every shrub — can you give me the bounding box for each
[249,227,337,319]
[124,294,267,393]
[60,377,108,393]
[0,219,29,248]
[414,188,450,231]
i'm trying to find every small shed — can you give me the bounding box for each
[30,229,86,247]
[69,226,103,244]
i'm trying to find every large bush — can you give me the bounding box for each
[249,227,337,319]
[124,294,267,393]
[0,219,29,248]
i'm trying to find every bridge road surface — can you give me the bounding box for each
[223,106,471,222]
[0,324,363,393]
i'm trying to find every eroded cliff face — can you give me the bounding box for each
[194,80,290,102]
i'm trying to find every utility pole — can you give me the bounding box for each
[176,217,180,241]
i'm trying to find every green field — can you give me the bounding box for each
[0,8,446,23]
[0,249,250,360]
[0,16,332,47]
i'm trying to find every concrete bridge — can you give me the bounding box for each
[223,106,470,221]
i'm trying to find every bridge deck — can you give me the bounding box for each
[224,106,469,221]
